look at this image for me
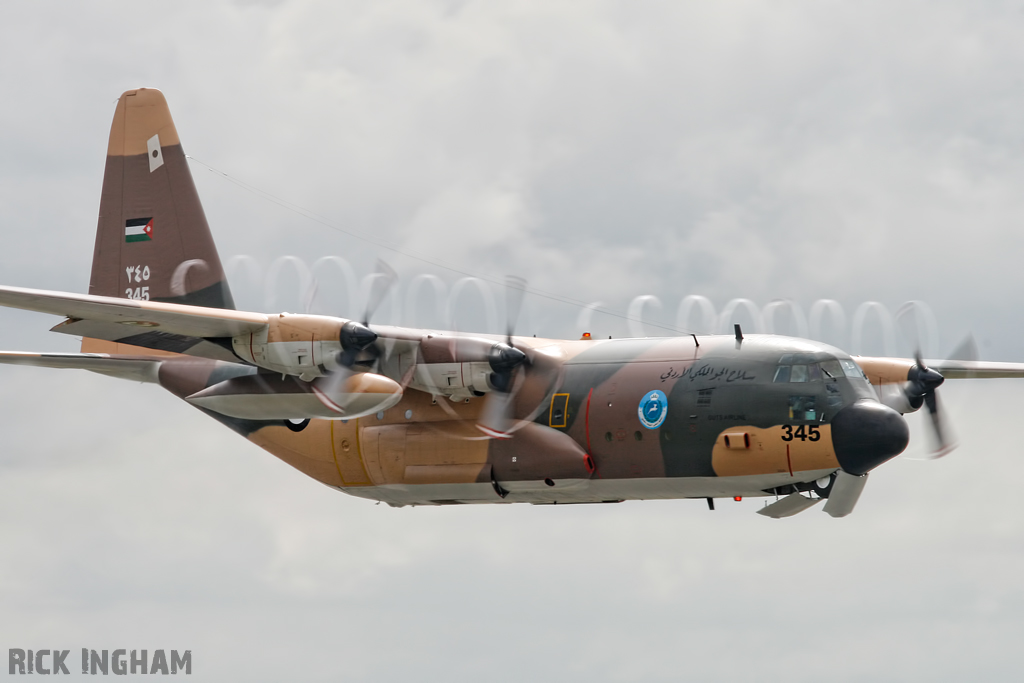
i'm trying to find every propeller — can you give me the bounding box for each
[362,260,398,327]
[894,303,964,458]
[313,261,397,413]
[905,352,956,457]
[477,276,529,438]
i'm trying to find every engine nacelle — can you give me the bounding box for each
[400,335,525,399]
[185,370,402,420]
[406,361,496,399]
[232,314,345,380]
[875,382,921,415]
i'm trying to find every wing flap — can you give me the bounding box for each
[51,318,240,363]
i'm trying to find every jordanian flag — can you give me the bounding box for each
[125,217,154,243]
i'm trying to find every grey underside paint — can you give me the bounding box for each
[337,469,837,506]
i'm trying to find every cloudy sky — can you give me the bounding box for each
[3,1,1024,680]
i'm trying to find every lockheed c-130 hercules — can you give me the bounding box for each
[2,88,1023,519]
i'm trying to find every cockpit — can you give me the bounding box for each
[772,355,867,383]
[771,353,873,421]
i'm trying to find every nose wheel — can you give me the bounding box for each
[810,472,837,498]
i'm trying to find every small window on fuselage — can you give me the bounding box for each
[789,395,819,421]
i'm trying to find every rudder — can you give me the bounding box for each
[89,88,235,311]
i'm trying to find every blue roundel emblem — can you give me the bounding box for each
[638,390,668,429]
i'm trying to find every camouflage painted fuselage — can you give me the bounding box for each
[0,88,911,511]
[155,330,901,507]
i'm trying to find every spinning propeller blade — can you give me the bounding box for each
[319,260,398,408]
[477,276,529,438]
[909,352,950,455]
[362,260,398,326]
[894,303,965,458]
[946,334,979,364]
[504,275,526,344]
[905,350,960,458]
[922,390,955,458]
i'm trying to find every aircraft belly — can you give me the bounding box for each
[334,470,837,506]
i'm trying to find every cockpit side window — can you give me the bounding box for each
[788,395,819,421]
[820,360,843,379]
[839,359,867,380]
[774,361,825,383]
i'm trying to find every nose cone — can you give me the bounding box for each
[831,400,910,475]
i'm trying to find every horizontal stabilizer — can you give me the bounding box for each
[0,285,266,341]
[756,493,823,519]
[0,351,161,383]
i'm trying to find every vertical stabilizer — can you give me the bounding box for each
[89,88,235,312]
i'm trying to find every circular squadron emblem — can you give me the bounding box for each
[638,390,668,429]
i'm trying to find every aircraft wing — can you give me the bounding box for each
[0,351,162,383]
[856,355,1024,383]
[0,286,267,337]
[0,285,268,361]
[926,359,1024,379]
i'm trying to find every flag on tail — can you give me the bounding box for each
[125,217,153,243]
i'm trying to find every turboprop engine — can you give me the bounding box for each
[209,314,403,420]
[230,314,349,381]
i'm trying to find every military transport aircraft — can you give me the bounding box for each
[2,88,1023,519]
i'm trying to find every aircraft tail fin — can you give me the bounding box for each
[89,88,235,311]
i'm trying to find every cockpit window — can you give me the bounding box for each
[788,395,819,421]
[839,359,867,380]
[820,360,843,379]
[774,362,824,383]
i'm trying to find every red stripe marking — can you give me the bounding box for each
[477,424,513,439]
[585,388,593,453]
[585,388,600,477]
